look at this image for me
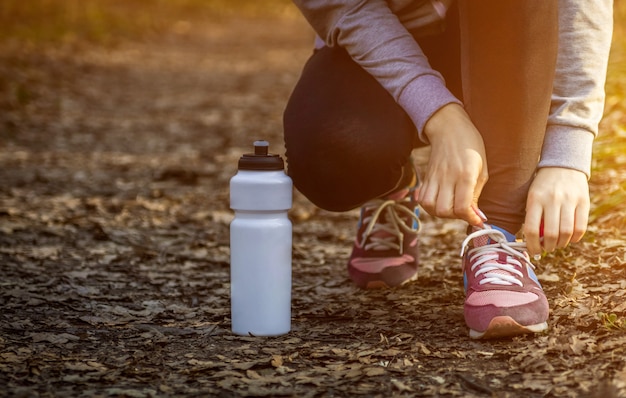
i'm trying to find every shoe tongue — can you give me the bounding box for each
[490,225,516,242]
[472,224,516,247]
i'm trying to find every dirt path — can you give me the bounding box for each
[1,13,626,398]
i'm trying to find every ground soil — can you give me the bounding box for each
[1,12,626,398]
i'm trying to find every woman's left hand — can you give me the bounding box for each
[524,167,590,256]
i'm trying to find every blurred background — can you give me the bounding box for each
[0,0,297,44]
[0,0,624,221]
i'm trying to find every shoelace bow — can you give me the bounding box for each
[359,198,420,254]
[460,228,536,287]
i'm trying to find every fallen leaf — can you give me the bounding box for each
[270,355,283,368]
[365,367,386,377]
[30,333,80,344]
[391,379,413,392]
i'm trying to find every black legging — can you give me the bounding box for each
[283,0,558,234]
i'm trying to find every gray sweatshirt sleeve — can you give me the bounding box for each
[293,0,613,177]
[538,0,613,178]
[292,0,462,140]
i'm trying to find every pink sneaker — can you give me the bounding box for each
[347,185,420,289]
[461,225,549,339]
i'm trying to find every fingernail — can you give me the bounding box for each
[472,206,488,222]
[533,254,541,261]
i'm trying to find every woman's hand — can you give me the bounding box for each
[419,103,489,227]
[524,167,590,256]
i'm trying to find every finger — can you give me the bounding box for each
[419,180,452,219]
[454,178,482,226]
[434,183,456,219]
[418,168,455,219]
[470,168,489,226]
[473,164,489,204]
[571,201,590,243]
[417,179,438,216]
[524,205,543,256]
[542,206,560,253]
[556,205,574,249]
[452,159,487,227]
[472,205,488,223]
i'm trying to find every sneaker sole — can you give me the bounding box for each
[349,262,418,289]
[469,316,548,339]
[361,272,418,289]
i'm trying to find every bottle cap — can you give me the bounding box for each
[238,140,284,171]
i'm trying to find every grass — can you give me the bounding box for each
[598,312,626,330]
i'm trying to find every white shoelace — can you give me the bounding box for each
[460,228,535,287]
[359,198,420,254]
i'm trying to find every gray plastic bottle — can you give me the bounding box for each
[229,140,293,336]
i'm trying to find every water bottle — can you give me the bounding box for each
[229,140,293,336]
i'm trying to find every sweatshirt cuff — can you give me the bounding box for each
[538,125,595,179]
[397,74,462,143]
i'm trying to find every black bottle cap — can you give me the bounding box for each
[238,140,284,171]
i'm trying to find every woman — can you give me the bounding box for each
[283,0,613,339]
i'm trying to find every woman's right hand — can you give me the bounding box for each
[418,103,489,227]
